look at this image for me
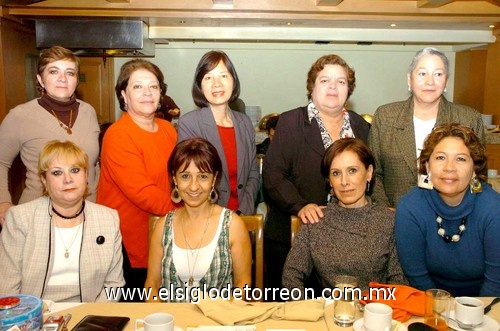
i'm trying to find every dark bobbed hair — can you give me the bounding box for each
[115,59,166,111]
[320,138,376,195]
[306,54,356,101]
[37,46,80,93]
[418,123,487,181]
[38,140,89,197]
[168,138,223,189]
[192,50,241,108]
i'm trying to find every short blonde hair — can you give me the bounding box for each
[38,140,89,196]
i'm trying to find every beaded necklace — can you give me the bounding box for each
[50,109,73,135]
[52,201,85,220]
[436,215,467,243]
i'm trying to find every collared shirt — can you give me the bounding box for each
[307,101,355,150]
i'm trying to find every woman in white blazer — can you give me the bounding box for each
[0,140,124,302]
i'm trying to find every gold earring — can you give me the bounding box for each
[470,176,482,194]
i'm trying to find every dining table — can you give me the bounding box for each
[43,297,499,331]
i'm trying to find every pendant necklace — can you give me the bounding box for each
[50,109,73,135]
[54,218,83,258]
[180,205,214,286]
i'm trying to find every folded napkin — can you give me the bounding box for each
[272,299,325,322]
[360,282,425,322]
[196,298,324,325]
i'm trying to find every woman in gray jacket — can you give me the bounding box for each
[368,47,485,208]
[177,50,259,215]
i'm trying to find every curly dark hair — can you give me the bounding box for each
[418,123,487,181]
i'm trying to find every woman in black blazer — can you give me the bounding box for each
[262,54,370,294]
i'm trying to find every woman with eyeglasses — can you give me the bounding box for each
[97,59,177,301]
[395,123,499,296]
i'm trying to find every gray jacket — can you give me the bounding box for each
[368,96,485,208]
[177,107,260,215]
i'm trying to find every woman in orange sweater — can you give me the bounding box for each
[97,59,177,301]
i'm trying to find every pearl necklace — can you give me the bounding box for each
[436,215,467,243]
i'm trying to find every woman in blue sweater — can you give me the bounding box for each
[395,123,500,296]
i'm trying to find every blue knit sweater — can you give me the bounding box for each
[395,184,500,296]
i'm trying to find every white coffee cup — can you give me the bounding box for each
[363,302,393,331]
[482,114,493,126]
[135,312,174,331]
[488,169,498,178]
[455,297,484,327]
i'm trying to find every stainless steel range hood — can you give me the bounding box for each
[35,19,155,57]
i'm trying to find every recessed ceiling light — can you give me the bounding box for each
[489,24,495,28]
[286,22,292,26]
[390,23,397,27]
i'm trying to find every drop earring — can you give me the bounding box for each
[418,174,433,190]
[209,186,218,204]
[470,176,482,194]
[171,185,182,203]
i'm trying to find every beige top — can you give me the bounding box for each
[0,98,100,204]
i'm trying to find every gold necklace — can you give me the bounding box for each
[50,109,73,135]
[54,218,83,258]
[180,205,214,286]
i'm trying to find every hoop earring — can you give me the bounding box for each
[171,186,182,203]
[470,176,482,194]
[209,186,218,204]
[418,174,433,190]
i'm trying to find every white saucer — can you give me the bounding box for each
[136,327,184,331]
[353,318,407,331]
[448,311,499,331]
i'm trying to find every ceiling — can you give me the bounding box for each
[2,0,500,45]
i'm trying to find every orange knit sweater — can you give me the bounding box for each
[97,113,177,267]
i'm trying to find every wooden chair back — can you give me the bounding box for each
[240,214,265,295]
[291,215,302,245]
[148,214,162,244]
